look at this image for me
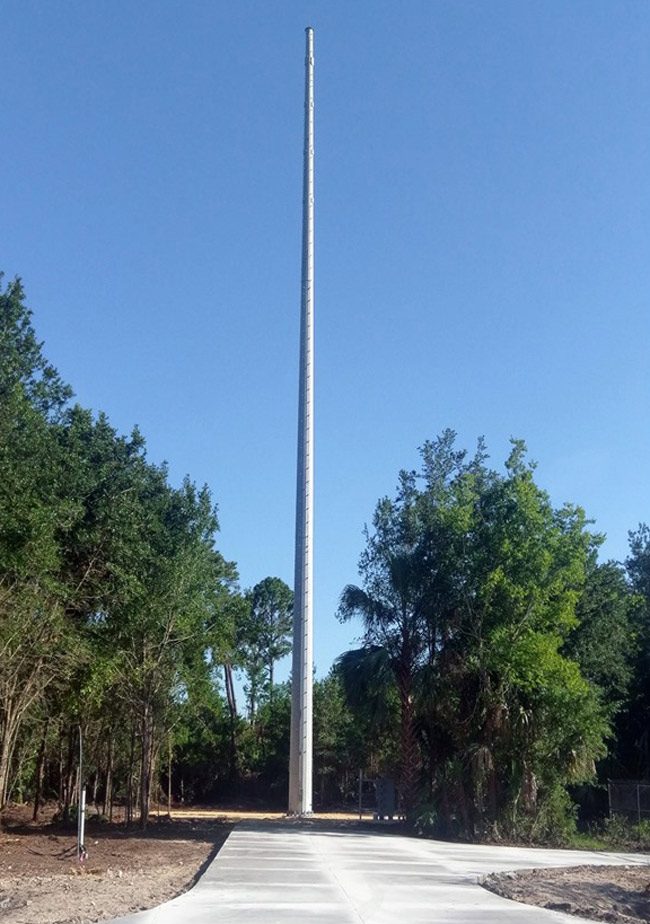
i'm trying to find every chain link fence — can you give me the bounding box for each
[608,780,650,822]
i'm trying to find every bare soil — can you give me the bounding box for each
[0,804,367,924]
[0,804,232,924]
[483,864,650,923]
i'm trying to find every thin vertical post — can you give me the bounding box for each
[288,26,315,816]
[78,786,86,862]
[77,725,86,862]
[358,769,363,821]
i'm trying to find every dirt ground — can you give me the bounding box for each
[17,804,646,924]
[483,864,650,924]
[0,804,367,924]
[0,804,234,924]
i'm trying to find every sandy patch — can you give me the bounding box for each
[482,864,650,924]
[0,806,231,924]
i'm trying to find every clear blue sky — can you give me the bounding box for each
[3,1,649,681]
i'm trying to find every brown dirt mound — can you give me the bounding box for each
[483,864,650,924]
[0,804,231,924]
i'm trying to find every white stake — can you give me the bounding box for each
[78,786,87,862]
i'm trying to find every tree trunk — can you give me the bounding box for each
[397,668,420,816]
[167,736,172,816]
[248,685,254,724]
[146,724,157,825]
[103,737,113,820]
[0,703,22,810]
[32,719,49,821]
[62,727,76,823]
[0,727,14,810]
[126,723,136,825]
[58,732,64,807]
[224,663,238,782]
[224,663,237,716]
[92,762,100,807]
[139,704,150,829]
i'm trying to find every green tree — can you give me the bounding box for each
[0,275,242,824]
[102,472,236,826]
[617,525,650,777]
[0,280,79,807]
[335,648,399,782]
[0,276,72,417]
[313,670,381,807]
[337,550,431,812]
[252,577,293,698]
[339,432,608,836]
[238,577,293,720]
[565,559,636,718]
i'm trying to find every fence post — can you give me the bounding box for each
[358,769,363,821]
[79,786,86,861]
[637,783,642,825]
[77,725,85,862]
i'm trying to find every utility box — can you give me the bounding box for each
[374,777,396,820]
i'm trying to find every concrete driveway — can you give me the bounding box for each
[110,820,650,924]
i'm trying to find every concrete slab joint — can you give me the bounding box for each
[107,820,650,924]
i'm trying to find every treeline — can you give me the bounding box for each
[4,275,650,843]
[0,278,383,826]
[336,432,650,840]
[0,277,377,825]
[0,277,246,825]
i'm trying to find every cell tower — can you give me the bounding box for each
[288,26,314,816]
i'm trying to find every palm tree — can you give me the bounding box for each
[338,551,428,814]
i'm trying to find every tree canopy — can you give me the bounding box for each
[3,275,650,843]
[338,431,619,837]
